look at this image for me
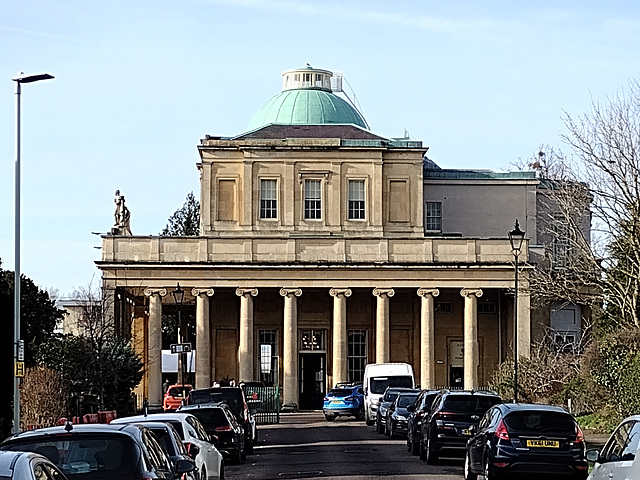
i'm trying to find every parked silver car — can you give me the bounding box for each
[587,414,640,480]
[0,450,69,480]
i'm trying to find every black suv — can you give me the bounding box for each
[464,403,588,480]
[420,390,502,464]
[406,389,440,455]
[187,386,257,453]
[0,423,194,480]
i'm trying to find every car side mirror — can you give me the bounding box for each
[585,449,600,463]
[407,404,415,412]
[174,459,195,477]
[185,443,200,458]
[469,425,477,435]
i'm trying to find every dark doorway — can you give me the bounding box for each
[449,366,464,389]
[298,353,326,410]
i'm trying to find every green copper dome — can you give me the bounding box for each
[247,66,369,131]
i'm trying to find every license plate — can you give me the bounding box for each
[331,400,343,404]
[526,439,559,448]
[462,429,472,436]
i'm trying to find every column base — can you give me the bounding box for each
[281,403,299,413]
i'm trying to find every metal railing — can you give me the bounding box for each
[243,386,281,424]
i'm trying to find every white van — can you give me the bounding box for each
[362,363,415,426]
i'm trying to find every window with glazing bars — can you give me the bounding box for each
[426,202,442,231]
[348,329,368,383]
[348,180,365,220]
[260,179,277,219]
[304,180,322,219]
[259,330,279,386]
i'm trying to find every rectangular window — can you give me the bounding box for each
[299,329,326,351]
[260,179,277,219]
[425,202,442,232]
[478,302,496,314]
[435,302,452,314]
[259,330,278,386]
[348,180,365,220]
[304,180,322,220]
[348,329,368,383]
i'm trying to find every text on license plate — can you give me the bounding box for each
[462,429,472,436]
[526,439,559,448]
[331,400,343,404]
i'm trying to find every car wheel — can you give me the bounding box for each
[483,454,497,480]
[384,423,390,436]
[356,407,365,421]
[233,448,244,465]
[365,413,374,426]
[464,450,477,480]
[246,440,254,454]
[425,437,439,465]
[410,435,419,456]
[419,436,427,461]
[376,420,384,434]
[219,464,224,480]
[406,435,412,452]
[324,414,335,422]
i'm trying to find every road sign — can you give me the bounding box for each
[170,343,192,354]
[15,362,24,378]
[17,339,24,362]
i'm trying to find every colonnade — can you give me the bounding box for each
[142,286,530,410]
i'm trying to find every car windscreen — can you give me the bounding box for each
[168,387,190,398]
[397,394,419,408]
[145,427,176,456]
[186,409,229,430]
[442,395,502,413]
[327,389,352,398]
[188,391,243,416]
[370,376,413,394]
[504,411,576,436]
[2,434,140,480]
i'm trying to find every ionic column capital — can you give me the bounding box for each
[192,287,214,297]
[236,287,258,297]
[373,288,395,298]
[417,288,440,298]
[144,288,167,297]
[280,288,302,297]
[329,288,352,298]
[460,288,483,298]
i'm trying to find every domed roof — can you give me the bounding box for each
[247,66,368,131]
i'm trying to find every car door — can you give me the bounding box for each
[187,415,221,479]
[468,407,496,471]
[589,419,640,480]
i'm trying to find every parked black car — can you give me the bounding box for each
[0,423,194,480]
[420,389,502,464]
[464,403,588,480]
[386,391,421,438]
[179,403,246,465]
[186,387,257,453]
[406,389,440,455]
[375,387,421,434]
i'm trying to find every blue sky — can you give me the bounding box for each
[1,0,639,297]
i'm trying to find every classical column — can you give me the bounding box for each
[144,287,167,410]
[236,288,258,383]
[373,288,395,364]
[280,288,302,409]
[460,288,483,390]
[417,288,439,389]
[330,288,352,386]
[192,288,214,389]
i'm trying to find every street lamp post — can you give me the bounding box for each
[12,72,54,434]
[508,219,525,403]
[172,284,185,385]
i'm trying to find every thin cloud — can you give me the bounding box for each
[0,25,84,44]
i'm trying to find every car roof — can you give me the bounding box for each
[496,403,570,414]
[3,423,140,441]
[0,450,48,473]
[110,412,196,424]
[179,402,228,412]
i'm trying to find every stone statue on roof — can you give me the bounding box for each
[112,189,132,236]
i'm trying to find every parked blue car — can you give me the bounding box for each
[323,383,365,421]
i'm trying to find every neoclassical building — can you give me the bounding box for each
[97,66,537,411]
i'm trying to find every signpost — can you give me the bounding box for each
[170,343,191,385]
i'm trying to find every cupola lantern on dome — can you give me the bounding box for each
[246,65,369,131]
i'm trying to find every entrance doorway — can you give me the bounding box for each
[298,353,326,410]
[448,340,464,389]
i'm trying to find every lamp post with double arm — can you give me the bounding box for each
[172,284,185,385]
